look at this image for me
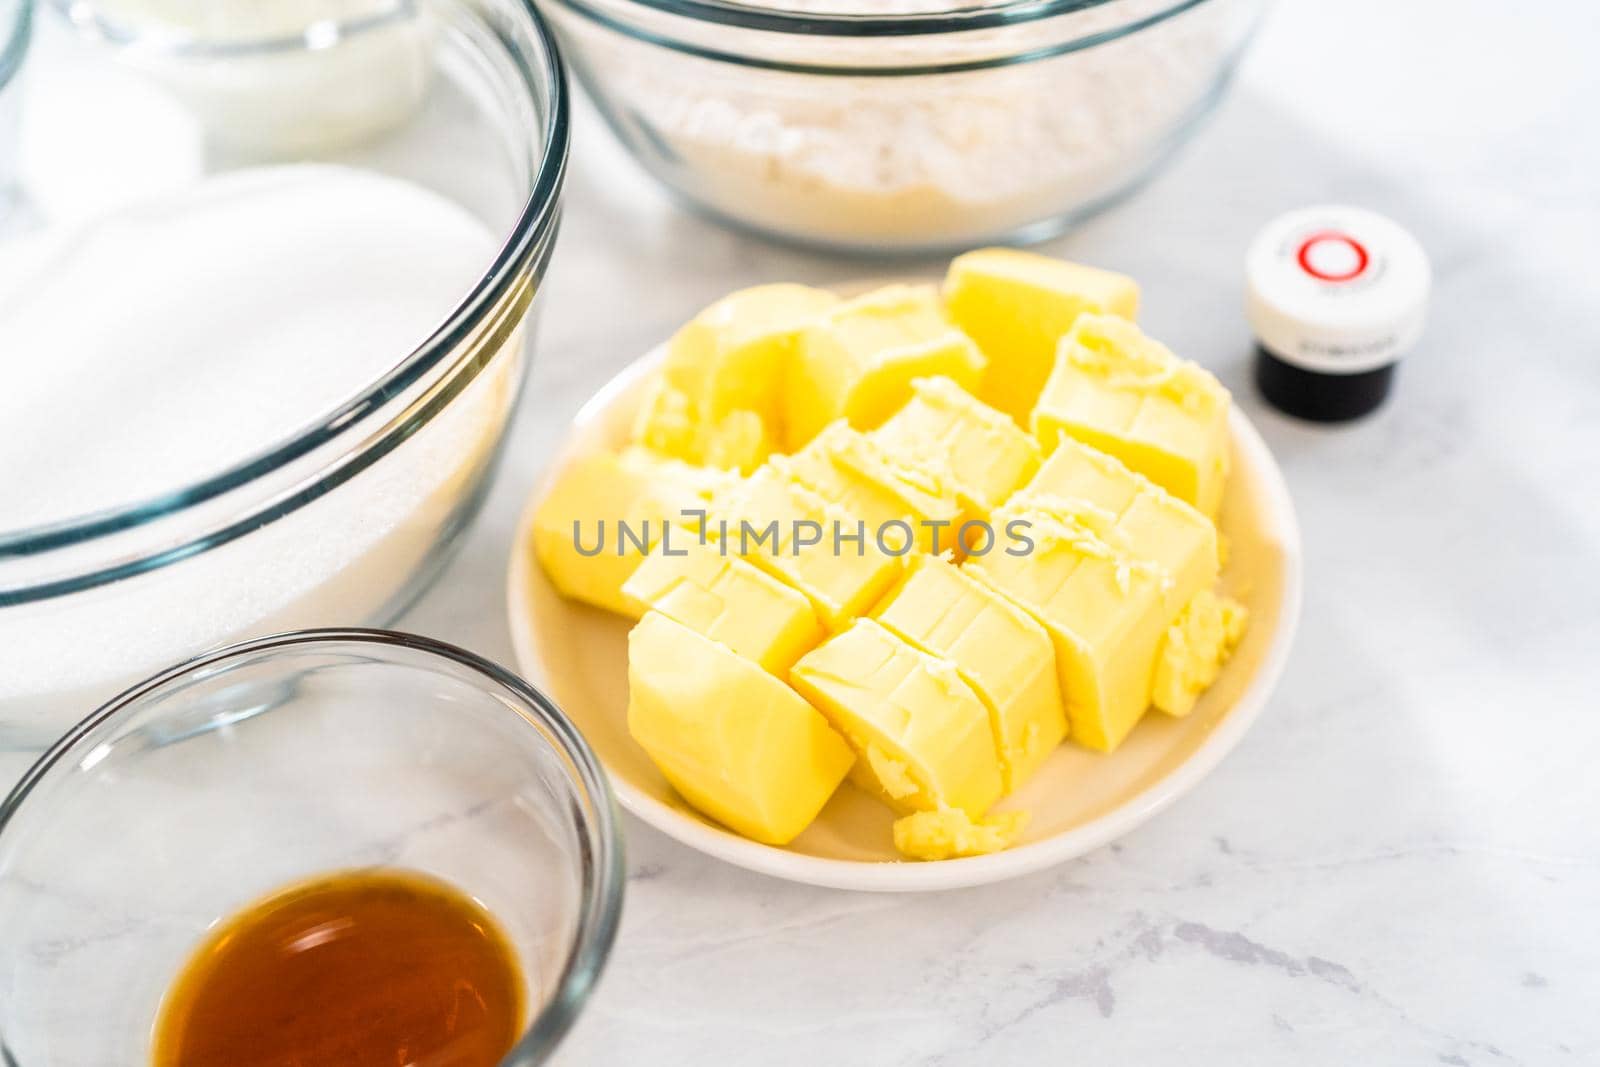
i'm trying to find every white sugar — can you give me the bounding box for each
[0,164,495,531]
[0,165,511,726]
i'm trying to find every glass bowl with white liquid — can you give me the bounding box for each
[0,0,570,743]
[0,628,624,1065]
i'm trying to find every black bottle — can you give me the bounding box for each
[1245,207,1429,423]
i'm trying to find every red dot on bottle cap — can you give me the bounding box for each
[1296,231,1369,282]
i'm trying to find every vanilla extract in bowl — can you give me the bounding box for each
[151,868,525,1067]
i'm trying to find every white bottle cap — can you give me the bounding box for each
[1246,205,1430,376]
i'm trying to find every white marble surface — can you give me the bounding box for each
[7,0,1600,1062]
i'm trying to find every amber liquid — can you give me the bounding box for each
[152,870,525,1067]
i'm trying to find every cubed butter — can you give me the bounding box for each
[638,284,837,470]
[713,466,901,629]
[893,808,1029,861]
[786,284,985,449]
[1012,433,1143,515]
[1032,314,1231,516]
[700,409,776,474]
[532,447,730,617]
[664,283,839,424]
[1013,437,1221,617]
[1115,490,1220,616]
[633,381,777,475]
[631,377,699,463]
[790,619,1003,817]
[621,533,825,676]
[943,248,1139,424]
[874,554,1066,792]
[1152,590,1249,717]
[628,612,854,846]
[781,420,965,555]
[872,376,1041,516]
[967,492,1215,753]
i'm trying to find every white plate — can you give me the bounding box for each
[507,348,1302,892]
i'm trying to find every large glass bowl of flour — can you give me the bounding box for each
[538,0,1265,253]
[0,0,569,743]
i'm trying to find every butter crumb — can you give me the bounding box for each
[865,745,920,801]
[1151,590,1249,717]
[893,809,1030,861]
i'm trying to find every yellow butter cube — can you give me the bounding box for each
[1015,437,1221,611]
[621,534,825,676]
[631,378,699,463]
[966,503,1168,753]
[790,619,1003,817]
[700,409,776,475]
[943,248,1139,424]
[872,376,1041,516]
[633,381,778,476]
[713,466,901,629]
[1152,590,1249,717]
[628,612,854,846]
[874,555,1066,793]
[786,284,985,449]
[636,284,837,471]
[1032,314,1231,516]
[1116,490,1220,616]
[967,491,1215,753]
[532,447,730,617]
[665,283,839,429]
[1011,433,1142,515]
[781,421,965,555]
[893,809,1029,861]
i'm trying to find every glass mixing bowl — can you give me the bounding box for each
[0,629,624,1066]
[0,0,570,744]
[0,0,25,217]
[538,0,1266,253]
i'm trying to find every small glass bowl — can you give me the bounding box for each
[538,0,1267,254]
[0,0,569,744]
[51,0,449,157]
[0,628,624,1066]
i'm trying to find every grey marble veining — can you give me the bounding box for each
[4,0,1598,1062]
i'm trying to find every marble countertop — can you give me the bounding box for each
[7,0,1599,1062]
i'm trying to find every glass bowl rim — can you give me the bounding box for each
[0,626,627,1067]
[50,0,423,57]
[542,0,1221,75]
[0,0,29,89]
[547,0,1209,46]
[0,0,570,602]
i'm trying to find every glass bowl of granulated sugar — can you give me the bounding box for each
[538,0,1266,253]
[0,0,569,744]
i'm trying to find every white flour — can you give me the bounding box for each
[554,0,1258,247]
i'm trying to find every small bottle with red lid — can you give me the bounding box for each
[1246,206,1431,422]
